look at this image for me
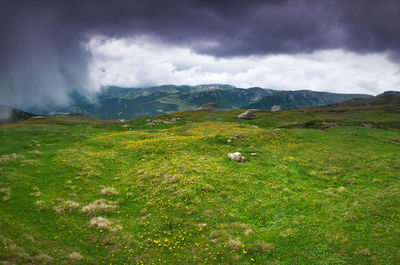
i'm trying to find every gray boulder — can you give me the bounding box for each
[199,102,218,110]
[228,152,247,162]
[238,109,256,120]
[271,105,281,112]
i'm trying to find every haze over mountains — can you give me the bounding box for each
[25,85,372,120]
[0,104,36,124]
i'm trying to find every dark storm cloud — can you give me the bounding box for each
[337,0,400,60]
[0,0,399,108]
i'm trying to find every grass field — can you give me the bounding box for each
[0,105,399,264]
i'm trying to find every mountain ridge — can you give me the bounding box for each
[14,85,400,121]
[26,85,373,120]
[1,88,399,124]
[245,90,372,110]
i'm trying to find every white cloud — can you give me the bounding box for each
[87,36,400,95]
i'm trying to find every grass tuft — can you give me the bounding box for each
[34,253,53,263]
[81,199,118,215]
[89,216,114,230]
[228,238,243,250]
[69,251,83,262]
[100,187,119,196]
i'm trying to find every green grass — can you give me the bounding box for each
[0,106,399,264]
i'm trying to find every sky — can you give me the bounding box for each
[1,0,400,108]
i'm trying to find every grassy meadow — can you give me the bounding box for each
[0,105,399,264]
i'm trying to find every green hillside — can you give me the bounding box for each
[0,101,399,264]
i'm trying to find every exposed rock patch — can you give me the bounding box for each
[30,116,46,120]
[146,117,181,126]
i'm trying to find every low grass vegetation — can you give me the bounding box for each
[0,104,399,264]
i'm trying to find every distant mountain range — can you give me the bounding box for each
[1,86,399,124]
[244,90,372,109]
[326,90,400,107]
[24,84,373,120]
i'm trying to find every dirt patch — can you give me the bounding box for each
[320,123,343,130]
[389,138,400,145]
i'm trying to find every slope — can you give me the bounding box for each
[0,103,399,264]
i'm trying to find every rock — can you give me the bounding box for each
[228,152,247,162]
[147,117,181,125]
[199,102,217,110]
[250,153,257,156]
[238,109,256,120]
[271,105,281,112]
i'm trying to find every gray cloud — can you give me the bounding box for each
[0,0,399,108]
